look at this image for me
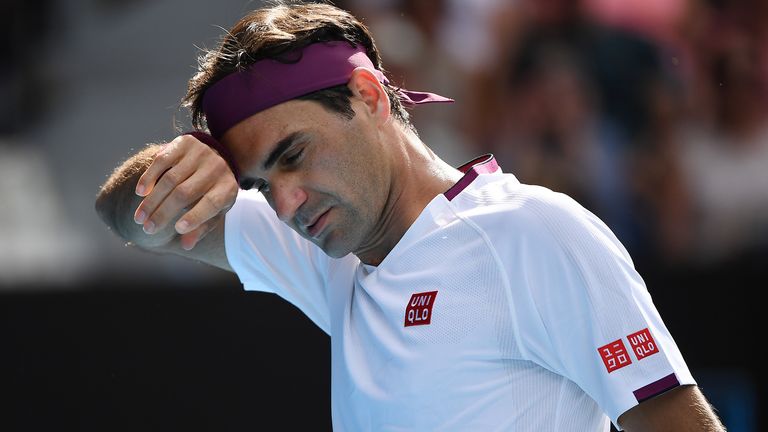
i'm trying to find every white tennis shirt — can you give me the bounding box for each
[224,155,695,431]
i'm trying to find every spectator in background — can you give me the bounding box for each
[675,0,768,264]
[495,0,673,260]
[341,0,518,164]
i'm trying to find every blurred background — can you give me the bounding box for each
[1,0,764,430]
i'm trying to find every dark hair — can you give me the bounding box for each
[183,2,412,131]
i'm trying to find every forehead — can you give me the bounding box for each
[219,99,331,174]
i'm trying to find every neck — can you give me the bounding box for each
[354,130,462,266]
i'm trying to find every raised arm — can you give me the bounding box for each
[95,137,237,271]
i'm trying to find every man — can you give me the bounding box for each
[96,2,725,431]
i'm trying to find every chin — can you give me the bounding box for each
[316,233,355,259]
[319,242,352,259]
[324,249,352,259]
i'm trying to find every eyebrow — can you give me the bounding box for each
[262,131,308,171]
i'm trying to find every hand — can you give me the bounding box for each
[133,134,239,250]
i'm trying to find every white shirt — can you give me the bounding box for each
[225,155,695,431]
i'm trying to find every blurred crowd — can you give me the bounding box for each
[337,0,768,271]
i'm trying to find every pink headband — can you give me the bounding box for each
[201,41,454,139]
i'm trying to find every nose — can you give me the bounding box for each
[269,177,308,224]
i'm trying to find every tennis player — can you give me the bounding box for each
[96,3,725,431]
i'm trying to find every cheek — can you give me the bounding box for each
[334,153,380,207]
[311,123,386,208]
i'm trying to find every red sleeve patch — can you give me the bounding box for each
[597,338,632,373]
[627,328,659,360]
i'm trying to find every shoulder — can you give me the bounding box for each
[450,174,633,279]
[453,174,609,246]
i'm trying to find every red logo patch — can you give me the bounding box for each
[627,328,659,360]
[404,291,438,327]
[598,338,632,373]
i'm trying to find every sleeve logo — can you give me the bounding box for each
[404,291,438,327]
[598,327,661,373]
[597,339,632,373]
[627,328,659,360]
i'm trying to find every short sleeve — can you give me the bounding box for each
[224,190,335,334]
[507,191,696,428]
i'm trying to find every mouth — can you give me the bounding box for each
[306,208,331,239]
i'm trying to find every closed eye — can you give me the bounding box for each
[284,148,304,166]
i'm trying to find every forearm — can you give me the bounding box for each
[95,144,178,249]
[96,142,233,272]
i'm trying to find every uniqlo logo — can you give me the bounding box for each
[598,339,632,373]
[404,291,438,327]
[627,328,659,360]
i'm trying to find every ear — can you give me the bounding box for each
[347,67,391,125]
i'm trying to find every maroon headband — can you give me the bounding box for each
[201,41,454,139]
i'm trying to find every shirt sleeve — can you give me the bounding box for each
[224,190,334,334]
[507,190,696,428]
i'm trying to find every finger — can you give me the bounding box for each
[134,155,201,227]
[135,140,181,197]
[179,216,220,250]
[141,163,222,234]
[174,179,237,235]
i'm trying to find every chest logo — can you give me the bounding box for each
[404,291,438,327]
